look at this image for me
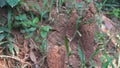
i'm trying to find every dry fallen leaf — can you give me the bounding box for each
[30,50,37,63]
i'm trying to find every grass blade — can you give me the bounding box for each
[64,37,69,55]
[77,44,86,68]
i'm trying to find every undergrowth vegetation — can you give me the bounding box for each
[0,0,120,68]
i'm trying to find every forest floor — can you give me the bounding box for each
[0,0,119,68]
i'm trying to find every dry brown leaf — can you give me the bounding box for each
[30,50,37,63]
[100,15,119,46]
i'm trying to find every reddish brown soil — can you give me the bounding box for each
[0,0,118,68]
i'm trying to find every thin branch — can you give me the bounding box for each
[0,55,31,65]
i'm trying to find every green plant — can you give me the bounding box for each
[93,31,117,67]
[40,26,51,38]
[0,8,15,55]
[33,0,54,23]
[95,0,120,19]
[13,14,39,38]
[106,8,120,18]
[39,25,51,55]
[77,44,86,68]
[64,37,73,58]
[0,27,9,46]
[37,25,51,67]
[0,26,18,56]
[64,37,73,68]
[100,54,114,68]
[39,39,47,55]
[0,0,20,7]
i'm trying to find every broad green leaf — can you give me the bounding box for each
[6,0,20,7]
[40,31,48,38]
[102,62,109,68]
[0,0,6,7]
[42,26,51,32]
[113,9,120,17]
[42,39,46,49]
[35,36,41,42]
[39,39,47,54]
[28,27,36,32]
[15,14,27,21]
[33,17,39,24]
[40,26,51,38]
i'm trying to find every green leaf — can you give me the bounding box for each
[40,26,51,38]
[76,16,82,30]
[43,26,51,32]
[87,0,92,3]
[41,39,46,49]
[42,0,48,9]
[0,29,4,33]
[39,39,47,55]
[8,43,15,55]
[25,33,33,39]
[64,37,69,55]
[78,44,86,68]
[0,34,5,41]
[0,0,6,7]
[35,36,41,42]
[0,27,10,33]
[50,0,54,10]
[8,9,12,31]
[101,55,114,68]
[40,31,48,38]
[15,14,27,21]
[28,27,36,32]
[113,9,120,17]
[33,17,39,24]
[75,3,83,8]
[78,45,85,64]
[102,62,109,68]
[6,0,20,7]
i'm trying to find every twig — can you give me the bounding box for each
[0,55,31,65]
